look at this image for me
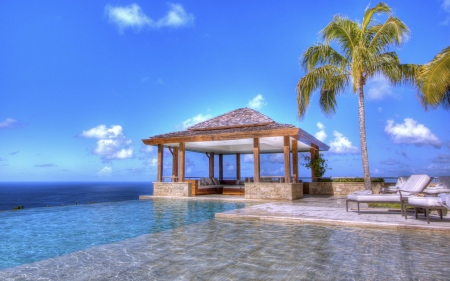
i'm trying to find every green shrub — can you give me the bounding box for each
[12,205,24,210]
[302,154,331,178]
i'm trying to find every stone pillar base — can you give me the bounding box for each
[245,183,303,200]
[153,182,192,197]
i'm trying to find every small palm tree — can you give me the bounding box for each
[416,46,450,110]
[296,2,418,190]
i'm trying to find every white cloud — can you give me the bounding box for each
[243,154,254,163]
[98,166,112,176]
[224,161,235,171]
[432,153,450,163]
[181,113,212,129]
[261,167,284,176]
[0,118,17,129]
[366,76,393,100]
[80,125,134,161]
[329,131,359,154]
[156,3,195,28]
[81,124,122,139]
[105,3,194,33]
[105,4,152,32]
[145,157,158,167]
[139,145,156,164]
[247,94,267,110]
[314,122,327,142]
[443,0,450,12]
[423,164,450,174]
[268,154,284,163]
[371,168,383,175]
[441,0,450,25]
[384,118,442,147]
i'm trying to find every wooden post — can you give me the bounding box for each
[209,152,215,178]
[284,136,291,183]
[157,144,163,182]
[179,142,185,182]
[219,154,223,180]
[172,147,178,182]
[236,153,241,180]
[310,144,319,182]
[253,138,260,183]
[292,139,298,183]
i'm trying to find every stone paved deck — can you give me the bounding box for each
[214,195,450,232]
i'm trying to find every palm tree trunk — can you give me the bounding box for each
[357,85,372,191]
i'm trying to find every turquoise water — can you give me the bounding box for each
[2,199,450,280]
[0,198,246,270]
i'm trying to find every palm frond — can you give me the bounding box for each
[367,16,409,53]
[319,72,349,116]
[417,87,450,111]
[296,65,347,119]
[369,52,419,86]
[417,46,450,107]
[321,15,361,59]
[361,2,392,33]
[301,44,349,71]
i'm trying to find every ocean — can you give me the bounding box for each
[0,182,153,211]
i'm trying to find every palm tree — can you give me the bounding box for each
[296,2,418,190]
[416,46,450,110]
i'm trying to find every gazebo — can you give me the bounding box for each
[142,108,329,200]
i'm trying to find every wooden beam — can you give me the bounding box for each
[179,142,185,182]
[236,153,241,180]
[292,139,298,183]
[209,152,215,178]
[253,138,260,183]
[310,144,319,182]
[284,136,291,183]
[172,147,178,182]
[142,128,299,145]
[219,154,223,180]
[157,144,163,182]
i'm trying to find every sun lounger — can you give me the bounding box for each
[380,176,409,194]
[346,174,432,215]
[405,176,450,224]
[407,197,447,224]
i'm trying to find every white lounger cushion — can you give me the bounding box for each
[347,174,431,202]
[384,176,410,193]
[408,197,441,207]
[347,194,401,202]
[400,174,432,194]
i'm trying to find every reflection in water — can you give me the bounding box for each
[2,200,450,280]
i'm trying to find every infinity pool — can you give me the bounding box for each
[0,198,246,270]
[1,199,450,280]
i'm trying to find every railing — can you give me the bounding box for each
[162,176,439,183]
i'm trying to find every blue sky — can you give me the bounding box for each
[1,0,449,181]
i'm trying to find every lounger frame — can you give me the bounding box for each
[346,197,407,216]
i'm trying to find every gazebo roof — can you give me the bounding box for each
[142,108,329,154]
[187,108,275,131]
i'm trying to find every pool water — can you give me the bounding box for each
[1,199,450,280]
[0,198,246,270]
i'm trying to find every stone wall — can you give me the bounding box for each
[245,183,303,200]
[153,182,192,197]
[308,182,384,195]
